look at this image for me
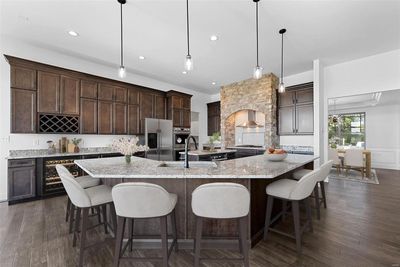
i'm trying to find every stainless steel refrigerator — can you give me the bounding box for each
[145,118,173,161]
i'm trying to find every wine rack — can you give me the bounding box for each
[38,114,79,133]
[43,158,80,195]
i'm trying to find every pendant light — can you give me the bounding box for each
[184,0,193,71]
[278,28,287,93]
[118,0,126,78]
[253,0,262,79]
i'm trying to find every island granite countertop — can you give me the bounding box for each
[75,154,318,179]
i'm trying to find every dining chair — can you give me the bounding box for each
[344,149,365,178]
[328,148,342,174]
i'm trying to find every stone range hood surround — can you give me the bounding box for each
[220,73,279,148]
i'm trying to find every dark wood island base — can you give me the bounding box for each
[101,161,313,248]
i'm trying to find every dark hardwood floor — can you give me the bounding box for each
[0,168,399,267]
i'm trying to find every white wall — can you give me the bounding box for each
[0,36,212,201]
[328,104,400,170]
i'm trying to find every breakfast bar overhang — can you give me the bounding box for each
[75,154,318,247]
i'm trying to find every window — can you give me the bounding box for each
[328,112,365,149]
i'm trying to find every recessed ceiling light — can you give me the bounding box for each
[211,82,216,85]
[182,71,188,75]
[210,35,219,41]
[68,30,79,37]
[138,56,145,60]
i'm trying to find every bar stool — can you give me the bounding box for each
[112,182,178,267]
[65,175,101,233]
[264,169,319,254]
[292,160,333,219]
[191,183,250,267]
[56,165,117,267]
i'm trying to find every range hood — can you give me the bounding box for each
[236,110,263,128]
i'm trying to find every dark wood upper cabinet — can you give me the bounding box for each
[81,80,98,99]
[114,87,127,103]
[7,56,194,135]
[80,98,97,134]
[207,101,221,135]
[154,94,166,119]
[278,91,295,107]
[11,89,36,133]
[295,89,313,104]
[166,91,192,128]
[37,71,60,113]
[113,103,127,134]
[60,75,80,115]
[296,104,314,134]
[278,106,295,135]
[128,88,140,105]
[98,83,114,101]
[11,66,36,91]
[98,100,113,134]
[278,83,313,135]
[182,110,191,128]
[128,104,140,135]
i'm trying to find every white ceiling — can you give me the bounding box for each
[1,0,400,94]
[328,89,400,110]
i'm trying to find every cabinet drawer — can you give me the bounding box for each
[8,159,35,168]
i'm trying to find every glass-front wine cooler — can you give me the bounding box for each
[42,157,80,196]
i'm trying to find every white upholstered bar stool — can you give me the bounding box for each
[292,161,334,219]
[56,165,117,267]
[192,183,250,267]
[112,182,178,267]
[264,169,318,254]
[65,175,101,233]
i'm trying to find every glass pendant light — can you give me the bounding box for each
[118,0,126,78]
[184,0,193,71]
[253,0,262,79]
[278,28,287,93]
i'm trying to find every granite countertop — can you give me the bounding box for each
[7,147,121,159]
[75,154,318,179]
[179,149,237,156]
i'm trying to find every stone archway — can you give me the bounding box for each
[220,73,279,147]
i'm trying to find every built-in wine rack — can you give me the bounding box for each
[43,158,80,195]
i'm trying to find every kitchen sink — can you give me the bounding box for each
[157,161,217,169]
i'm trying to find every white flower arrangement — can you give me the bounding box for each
[111,136,149,156]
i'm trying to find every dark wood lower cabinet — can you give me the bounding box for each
[8,159,36,203]
[11,88,36,133]
[80,98,98,134]
[98,100,113,134]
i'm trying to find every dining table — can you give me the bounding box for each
[336,149,372,178]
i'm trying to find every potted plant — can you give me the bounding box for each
[208,132,220,152]
[71,138,82,153]
[112,136,149,163]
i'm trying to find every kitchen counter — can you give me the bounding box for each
[75,154,318,248]
[75,154,317,179]
[7,147,121,159]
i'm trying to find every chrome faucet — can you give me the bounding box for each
[184,135,198,168]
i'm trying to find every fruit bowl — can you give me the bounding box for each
[265,153,287,161]
[265,148,287,161]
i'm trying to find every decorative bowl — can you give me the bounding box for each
[265,153,287,162]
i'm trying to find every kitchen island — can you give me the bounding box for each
[75,154,318,247]
[179,149,236,161]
